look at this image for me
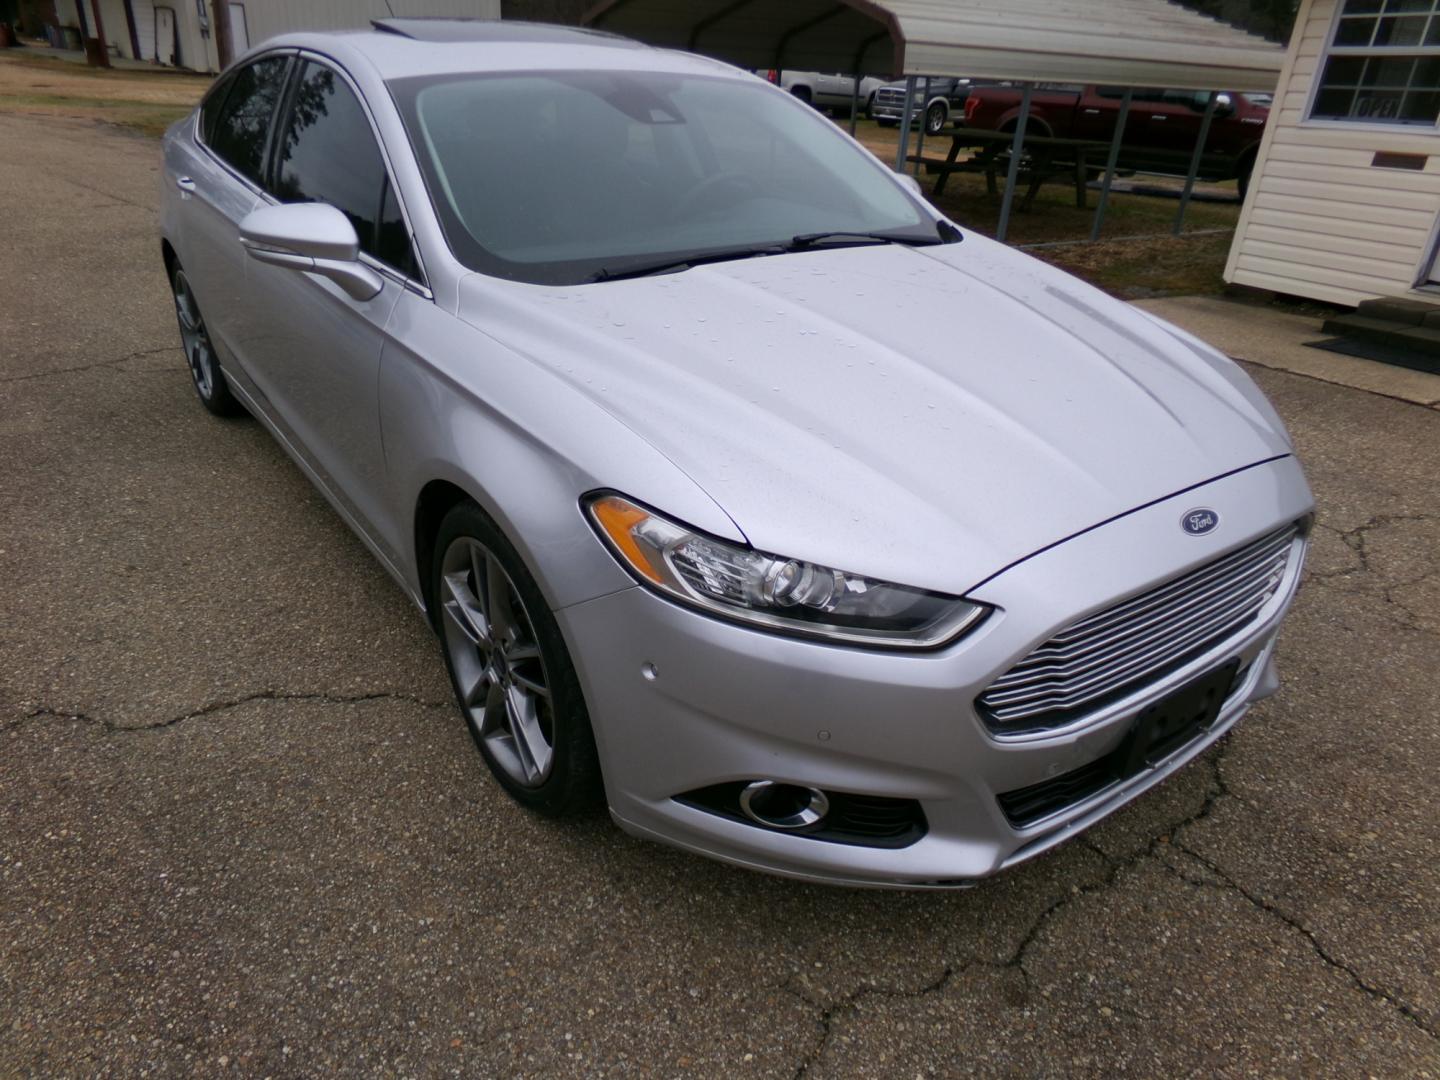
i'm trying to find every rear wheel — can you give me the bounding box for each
[433,500,603,817]
[790,85,813,107]
[170,266,243,417]
[1236,155,1255,201]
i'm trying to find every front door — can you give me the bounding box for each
[238,58,416,557]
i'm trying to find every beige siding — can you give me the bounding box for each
[1224,0,1440,306]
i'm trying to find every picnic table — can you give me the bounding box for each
[907,126,1115,211]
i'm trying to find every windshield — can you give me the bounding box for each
[389,70,939,285]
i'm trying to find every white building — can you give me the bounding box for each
[1225,0,1440,309]
[54,0,499,72]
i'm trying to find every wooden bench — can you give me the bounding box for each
[907,127,1114,211]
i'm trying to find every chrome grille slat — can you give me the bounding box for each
[1044,532,1291,649]
[983,589,1270,716]
[996,556,1286,688]
[978,525,1299,732]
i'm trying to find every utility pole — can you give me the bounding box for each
[210,0,233,71]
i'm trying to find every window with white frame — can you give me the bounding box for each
[1312,0,1440,124]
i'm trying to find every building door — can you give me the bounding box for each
[227,2,247,52]
[154,5,174,65]
[131,1,156,62]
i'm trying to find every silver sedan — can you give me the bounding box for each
[158,19,1313,888]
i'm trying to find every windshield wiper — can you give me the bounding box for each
[589,244,786,283]
[588,223,960,284]
[788,229,949,250]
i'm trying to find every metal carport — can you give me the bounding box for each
[582,0,1286,241]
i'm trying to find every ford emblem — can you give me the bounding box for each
[1181,508,1220,536]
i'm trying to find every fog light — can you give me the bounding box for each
[738,781,829,830]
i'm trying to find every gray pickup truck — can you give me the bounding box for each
[869,78,975,135]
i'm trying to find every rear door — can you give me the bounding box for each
[1139,90,1210,163]
[239,56,421,556]
[173,53,292,376]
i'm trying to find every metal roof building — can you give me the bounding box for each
[582,0,1286,92]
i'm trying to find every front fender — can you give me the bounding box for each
[377,290,742,613]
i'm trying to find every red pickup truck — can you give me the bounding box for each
[961,85,1270,196]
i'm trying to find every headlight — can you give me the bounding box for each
[586,493,989,649]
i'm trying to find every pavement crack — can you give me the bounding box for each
[0,345,176,384]
[9,691,452,735]
[1166,846,1438,1041]
[787,745,1243,1075]
[787,964,958,1079]
[1306,515,1438,636]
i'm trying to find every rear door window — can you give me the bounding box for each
[198,71,233,144]
[207,55,291,187]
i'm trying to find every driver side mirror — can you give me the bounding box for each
[239,202,383,302]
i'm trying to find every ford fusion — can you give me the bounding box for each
[159,20,1312,887]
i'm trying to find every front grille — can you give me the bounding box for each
[978,524,1299,735]
[875,88,907,106]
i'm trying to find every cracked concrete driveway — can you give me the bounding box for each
[2,114,1438,1078]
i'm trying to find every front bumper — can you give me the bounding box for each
[870,101,917,122]
[557,457,1313,888]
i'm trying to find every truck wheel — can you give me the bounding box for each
[1237,156,1255,201]
[790,86,813,107]
[924,101,948,136]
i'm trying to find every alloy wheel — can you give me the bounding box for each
[172,270,217,400]
[439,535,556,787]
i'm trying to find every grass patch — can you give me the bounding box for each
[0,48,208,137]
[0,91,194,136]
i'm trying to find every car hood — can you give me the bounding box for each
[457,236,1291,595]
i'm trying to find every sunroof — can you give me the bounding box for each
[371,18,641,48]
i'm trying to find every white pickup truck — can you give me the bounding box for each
[761,70,888,118]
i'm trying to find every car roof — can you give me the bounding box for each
[255,19,744,83]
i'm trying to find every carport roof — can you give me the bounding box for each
[581,0,1285,93]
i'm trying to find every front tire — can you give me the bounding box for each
[433,500,603,817]
[170,265,243,417]
[924,101,948,136]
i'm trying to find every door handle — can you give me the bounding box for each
[1150,115,1167,121]
[1083,108,1101,115]
[175,175,197,193]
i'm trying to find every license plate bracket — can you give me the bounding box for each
[1120,660,1240,776]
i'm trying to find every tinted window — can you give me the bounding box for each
[199,72,233,144]
[274,61,396,265]
[377,179,419,280]
[209,56,290,187]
